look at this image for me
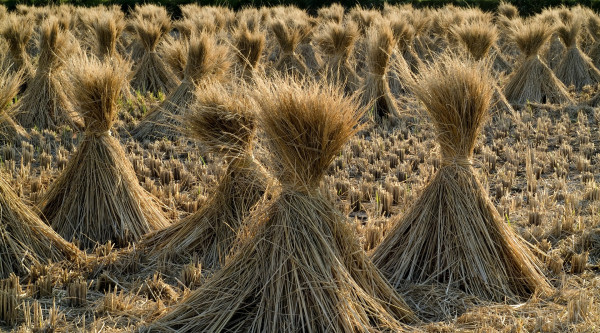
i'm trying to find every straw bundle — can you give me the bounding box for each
[317,3,345,24]
[451,21,514,114]
[143,78,415,332]
[503,21,572,105]
[129,16,178,95]
[390,18,421,74]
[314,21,360,93]
[0,175,82,278]
[372,57,552,302]
[361,23,401,121]
[498,1,519,19]
[234,27,265,82]
[37,57,169,250]
[0,14,34,82]
[0,70,29,145]
[270,19,308,77]
[555,21,600,91]
[131,33,230,142]
[91,11,125,61]
[14,18,82,131]
[141,84,266,269]
[587,15,600,69]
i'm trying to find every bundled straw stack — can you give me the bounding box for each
[144,78,416,332]
[0,176,82,278]
[14,18,82,130]
[503,20,572,105]
[554,21,600,91]
[131,33,230,142]
[361,23,401,121]
[0,71,28,145]
[587,15,600,69]
[314,21,360,93]
[372,56,552,302]
[452,21,514,114]
[37,57,169,250]
[233,26,265,82]
[129,12,178,95]
[389,18,421,74]
[0,14,34,83]
[270,19,308,77]
[497,1,519,19]
[141,84,267,269]
[91,11,125,61]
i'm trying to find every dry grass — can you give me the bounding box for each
[0,14,34,81]
[0,70,29,145]
[233,27,265,82]
[372,56,552,302]
[270,19,308,77]
[37,57,169,250]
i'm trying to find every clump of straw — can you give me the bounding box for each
[91,11,125,61]
[0,175,82,278]
[129,15,178,95]
[372,56,552,302]
[37,57,169,250]
[14,18,82,130]
[270,19,308,77]
[503,20,572,105]
[389,17,421,74]
[317,3,344,23]
[0,70,29,145]
[361,23,401,121]
[452,21,514,114]
[143,77,416,332]
[141,84,266,269]
[233,27,265,82]
[554,21,600,91]
[497,1,519,19]
[587,15,600,69]
[131,33,230,142]
[314,21,360,93]
[1,14,34,82]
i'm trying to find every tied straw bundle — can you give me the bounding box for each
[141,83,267,270]
[143,77,416,332]
[37,57,169,250]
[372,56,552,302]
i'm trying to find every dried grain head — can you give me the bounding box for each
[270,19,300,54]
[588,15,600,40]
[314,21,358,58]
[511,20,552,57]
[70,57,128,133]
[132,16,171,52]
[410,9,432,35]
[253,77,362,191]
[234,27,265,69]
[317,3,344,24]
[92,12,125,60]
[557,20,581,48]
[498,1,518,19]
[389,18,415,49]
[0,70,21,111]
[189,84,256,156]
[366,23,395,76]
[180,3,201,20]
[1,14,34,56]
[133,4,169,22]
[453,21,498,60]
[411,56,493,160]
[38,18,73,70]
[184,33,230,84]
